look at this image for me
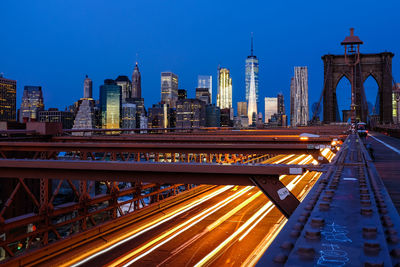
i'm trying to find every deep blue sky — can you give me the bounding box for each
[1,0,400,118]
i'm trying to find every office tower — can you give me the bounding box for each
[290,67,309,126]
[198,75,212,103]
[100,79,121,129]
[0,74,16,121]
[176,99,206,128]
[247,58,257,121]
[216,67,232,109]
[178,89,187,100]
[126,97,145,128]
[265,97,278,123]
[277,93,285,114]
[148,103,174,129]
[196,88,211,105]
[83,75,93,99]
[115,76,131,104]
[205,104,221,127]
[19,86,44,122]
[245,34,259,104]
[220,108,232,127]
[39,108,74,129]
[122,103,136,129]
[161,72,178,108]
[132,62,141,98]
[237,102,247,117]
[393,83,400,124]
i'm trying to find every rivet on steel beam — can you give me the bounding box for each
[305,229,321,240]
[360,194,370,200]
[362,227,377,239]
[364,242,381,255]
[361,200,371,207]
[360,189,369,194]
[386,228,398,235]
[290,230,301,238]
[298,216,307,223]
[319,202,330,211]
[311,217,325,228]
[390,248,400,258]
[273,253,288,264]
[297,246,316,259]
[301,211,311,217]
[361,208,373,216]
[280,241,294,251]
[293,223,304,231]
[387,235,399,244]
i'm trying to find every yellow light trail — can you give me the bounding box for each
[193,201,274,267]
[194,154,316,266]
[70,185,233,267]
[116,186,254,267]
[206,191,263,231]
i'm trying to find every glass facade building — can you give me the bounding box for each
[161,72,178,108]
[197,75,212,103]
[237,102,247,117]
[100,79,122,129]
[19,86,44,122]
[245,36,259,104]
[265,97,278,123]
[216,67,232,109]
[115,76,132,104]
[0,75,16,121]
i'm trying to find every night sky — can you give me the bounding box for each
[1,0,400,119]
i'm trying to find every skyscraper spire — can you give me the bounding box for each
[251,32,253,56]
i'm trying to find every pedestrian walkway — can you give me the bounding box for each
[367,132,400,213]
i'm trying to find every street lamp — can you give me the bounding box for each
[341,28,363,126]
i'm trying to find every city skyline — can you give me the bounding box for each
[2,0,398,119]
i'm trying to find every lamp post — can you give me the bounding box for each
[341,28,363,126]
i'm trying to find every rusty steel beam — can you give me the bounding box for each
[53,135,338,144]
[0,141,331,155]
[0,159,312,185]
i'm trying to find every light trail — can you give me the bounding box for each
[70,185,233,267]
[193,201,275,267]
[115,186,255,266]
[193,154,317,266]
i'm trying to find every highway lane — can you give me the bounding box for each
[43,152,332,267]
[96,154,320,266]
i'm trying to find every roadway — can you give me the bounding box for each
[38,152,334,267]
[366,132,400,212]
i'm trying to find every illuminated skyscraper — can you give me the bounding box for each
[237,102,247,117]
[245,35,259,104]
[197,75,212,103]
[132,62,141,98]
[216,67,232,109]
[0,74,16,121]
[161,72,178,108]
[290,66,309,126]
[247,60,257,121]
[19,86,44,122]
[265,97,278,123]
[115,76,131,104]
[100,79,121,129]
[83,75,92,99]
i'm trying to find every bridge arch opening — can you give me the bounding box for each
[364,75,380,118]
[335,75,352,122]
